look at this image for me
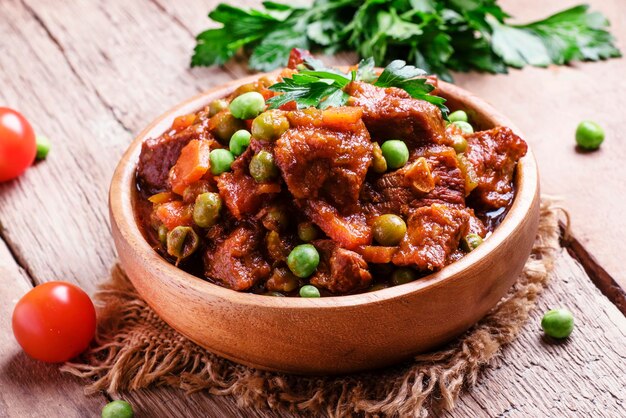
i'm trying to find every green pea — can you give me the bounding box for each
[448,110,468,123]
[380,140,409,169]
[264,207,289,231]
[157,224,168,245]
[211,112,246,143]
[249,150,279,182]
[451,135,468,153]
[208,99,229,117]
[166,226,199,262]
[575,120,604,150]
[371,142,387,173]
[229,130,251,156]
[101,400,134,418]
[193,192,222,228]
[461,233,483,252]
[299,284,321,298]
[297,222,319,242]
[453,121,474,134]
[209,149,235,175]
[251,110,290,142]
[391,268,417,286]
[541,308,574,339]
[35,135,51,160]
[229,92,266,120]
[287,244,320,278]
[372,214,407,246]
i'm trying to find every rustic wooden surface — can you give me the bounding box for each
[0,0,624,417]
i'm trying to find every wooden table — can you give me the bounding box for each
[0,0,624,417]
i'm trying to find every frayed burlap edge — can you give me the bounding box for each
[62,199,562,418]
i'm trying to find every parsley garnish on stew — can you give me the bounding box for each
[267,57,449,117]
[191,2,621,81]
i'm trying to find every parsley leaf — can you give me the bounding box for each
[375,60,448,115]
[266,59,351,110]
[193,1,621,80]
[267,57,448,117]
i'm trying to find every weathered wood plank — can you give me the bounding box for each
[436,251,626,418]
[0,0,130,294]
[0,0,624,417]
[19,0,247,133]
[0,239,105,417]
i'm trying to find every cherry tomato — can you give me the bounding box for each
[12,281,96,363]
[0,107,37,182]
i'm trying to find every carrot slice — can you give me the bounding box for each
[169,139,211,195]
[148,192,175,204]
[155,201,193,230]
[322,106,363,129]
[171,114,197,132]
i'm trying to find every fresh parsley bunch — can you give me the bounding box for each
[191,1,620,81]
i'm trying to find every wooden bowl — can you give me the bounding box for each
[109,73,540,375]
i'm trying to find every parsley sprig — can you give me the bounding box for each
[267,56,448,116]
[192,1,620,81]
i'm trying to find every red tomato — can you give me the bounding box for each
[12,282,96,363]
[0,107,37,182]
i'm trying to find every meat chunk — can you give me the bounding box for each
[137,133,193,194]
[362,156,436,216]
[392,204,470,270]
[346,81,446,146]
[204,223,271,291]
[137,121,216,194]
[275,110,372,209]
[310,240,372,293]
[414,145,466,207]
[217,171,281,220]
[464,127,528,209]
[362,145,464,217]
[216,146,281,220]
[302,200,371,249]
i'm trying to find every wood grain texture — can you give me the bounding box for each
[436,252,626,418]
[0,0,623,416]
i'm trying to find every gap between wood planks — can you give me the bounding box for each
[0,226,36,288]
[566,237,626,315]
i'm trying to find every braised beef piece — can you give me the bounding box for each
[362,155,436,216]
[393,204,470,270]
[362,145,465,216]
[216,146,281,220]
[137,121,216,194]
[275,108,372,209]
[346,81,447,146]
[204,223,271,291]
[310,240,372,294]
[414,145,466,207]
[464,127,528,209]
[302,199,371,249]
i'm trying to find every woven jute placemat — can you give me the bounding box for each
[62,200,561,417]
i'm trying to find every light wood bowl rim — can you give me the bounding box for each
[109,70,539,310]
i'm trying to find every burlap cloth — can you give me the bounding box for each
[62,200,563,417]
